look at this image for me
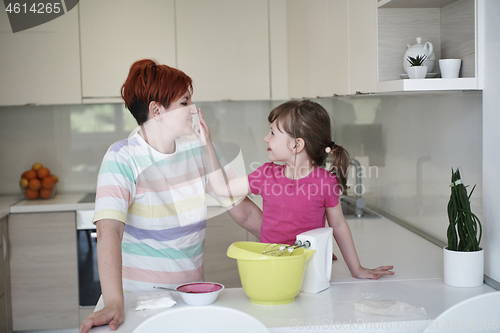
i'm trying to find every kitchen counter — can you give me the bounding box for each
[87,216,497,333]
[9,192,94,213]
[0,195,23,219]
[89,281,494,333]
[8,192,233,215]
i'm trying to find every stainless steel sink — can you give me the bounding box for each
[78,192,96,203]
[341,197,380,219]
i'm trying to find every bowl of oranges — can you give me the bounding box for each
[19,163,59,200]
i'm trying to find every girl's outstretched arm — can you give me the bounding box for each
[326,204,394,279]
[194,108,251,198]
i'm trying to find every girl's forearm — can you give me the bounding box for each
[332,222,363,275]
[202,142,250,198]
[202,142,232,197]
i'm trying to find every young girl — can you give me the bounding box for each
[196,100,394,279]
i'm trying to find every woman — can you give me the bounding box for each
[79,59,262,333]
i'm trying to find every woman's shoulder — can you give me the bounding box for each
[106,133,142,157]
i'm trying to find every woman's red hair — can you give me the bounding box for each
[121,59,193,125]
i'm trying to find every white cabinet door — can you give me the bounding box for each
[348,0,378,94]
[9,212,78,331]
[176,0,270,102]
[0,7,81,106]
[80,0,176,101]
[287,0,349,99]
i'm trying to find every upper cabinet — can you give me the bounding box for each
[286,0,349,98]
[79,0,176,103]
[80,0,270,103]
[348,1,378,95]
[377,0,483,92]
[270,0,378,99]
[0,0,485,107]
[0,7,81,106]
[175,0,270,102]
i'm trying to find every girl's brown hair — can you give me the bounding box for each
[268,100,350,194]
[121,59,193,125]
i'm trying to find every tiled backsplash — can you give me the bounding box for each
[0,91,482,242]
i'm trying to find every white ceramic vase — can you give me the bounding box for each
[443,247,484,288]
[407,66,427,79]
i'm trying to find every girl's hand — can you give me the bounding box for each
[352,265,395,280]
[193,108,212,146]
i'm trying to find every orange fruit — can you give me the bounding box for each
[28,178,41,191]
[32,162,43,171]
[37,167,50,179]
[51,175,59,183]
[41,176,55,190]
[40,188,52,199]
[24,188,39,199]
[24,170,37,180]
[20,178,29,189]
[21,170,29,179]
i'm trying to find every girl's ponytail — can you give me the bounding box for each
[326,142,350,195]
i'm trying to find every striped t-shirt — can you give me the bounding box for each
[93,132,238,292]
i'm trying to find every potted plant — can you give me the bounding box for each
[406,55,427,79]
[444,168,484,287]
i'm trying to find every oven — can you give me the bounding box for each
[76,209,101,307]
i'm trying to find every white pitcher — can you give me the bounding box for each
[403,37,435,73]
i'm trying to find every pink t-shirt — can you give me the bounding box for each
[248,162,341,245]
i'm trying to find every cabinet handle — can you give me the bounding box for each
[2,234,6,262]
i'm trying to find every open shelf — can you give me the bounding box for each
[377,0,480,92]
[377,77,478,93]
[378,0,461,9]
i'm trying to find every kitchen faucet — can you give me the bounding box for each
[348,159,366,217]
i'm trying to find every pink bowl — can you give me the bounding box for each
[176,282,224,305]
[177,282,223,294]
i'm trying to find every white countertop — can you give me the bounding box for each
[6,192,260,216]
[9,193,94,213]
[0,195,23,219]
[87,215,497,333]
[89,281,495,333]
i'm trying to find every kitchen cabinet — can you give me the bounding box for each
[0,216,12,333]
[0,6,81,106]
[348,0,378,95]
[286,0,349,98]
[203,209,251,288]
[376,0,483,92]
[175,0,270,102]
[273,0,376,98]
[8,212,79,331]
[79,0,176,103]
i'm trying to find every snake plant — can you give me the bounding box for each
[447,168,482,252]
[407,54,427,67]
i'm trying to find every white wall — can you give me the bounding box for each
[482,0,500,284]
[0,101,275,194]
[319,92,483,245]
[0,86,494,283]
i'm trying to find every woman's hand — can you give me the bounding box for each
[79,302,124,333]
[194,108,212,146]
[352,265,395,280]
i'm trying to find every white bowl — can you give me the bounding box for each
[133,306,270,333]
[176,282,224,306]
